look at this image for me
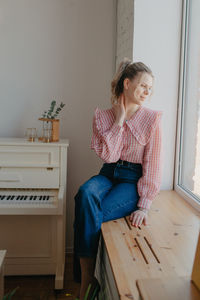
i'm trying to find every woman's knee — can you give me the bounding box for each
[75,184,90,201]
[75,178,97,206]
[79,175,104,193]
[74,175,111,207]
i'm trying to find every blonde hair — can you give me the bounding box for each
[111,58,154,104]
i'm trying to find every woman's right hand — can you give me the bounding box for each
[113,94,126,127]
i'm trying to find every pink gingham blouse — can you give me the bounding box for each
[91,105,163,210]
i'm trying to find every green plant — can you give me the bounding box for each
[42,100,65,119]
[3,287,19,300]
[75,282,100,300]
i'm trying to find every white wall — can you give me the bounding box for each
[0,0,117,252]
[133,0,182,190]
[0,0,183,251]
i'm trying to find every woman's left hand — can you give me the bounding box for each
[129,209,148,227]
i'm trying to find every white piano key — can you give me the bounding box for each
[0,189,57,208]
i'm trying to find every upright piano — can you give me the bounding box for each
[0,138,69,289]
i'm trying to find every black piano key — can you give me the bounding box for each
[0,194,52,202]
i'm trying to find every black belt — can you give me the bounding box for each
[116,159,141,168]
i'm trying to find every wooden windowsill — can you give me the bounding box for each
[99,190,200,300]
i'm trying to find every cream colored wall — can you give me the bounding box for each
[0,0,183,253]
[0,0,117,252]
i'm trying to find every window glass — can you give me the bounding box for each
[179,0,200,201]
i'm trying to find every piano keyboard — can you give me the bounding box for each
[0,189,57,208]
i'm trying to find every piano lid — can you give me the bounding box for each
[0,138,69,147]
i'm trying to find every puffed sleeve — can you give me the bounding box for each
[137,113,163,210]
[91,108,124,163]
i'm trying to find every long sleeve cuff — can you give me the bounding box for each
[137,197,152,210]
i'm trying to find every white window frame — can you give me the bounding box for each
[174,0,200,212]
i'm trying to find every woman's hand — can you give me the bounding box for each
[129,208,148,227]
[113,94,126,127]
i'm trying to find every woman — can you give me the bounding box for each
[73,58,163,300]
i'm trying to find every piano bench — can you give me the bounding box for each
[95,190,200,300]
[0,250,7,300]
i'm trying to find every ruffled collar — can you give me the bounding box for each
[94,105,163,145]
[125,106,163,145]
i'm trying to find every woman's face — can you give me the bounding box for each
[124,72,153,105]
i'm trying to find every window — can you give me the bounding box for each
[175,0,200,210]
